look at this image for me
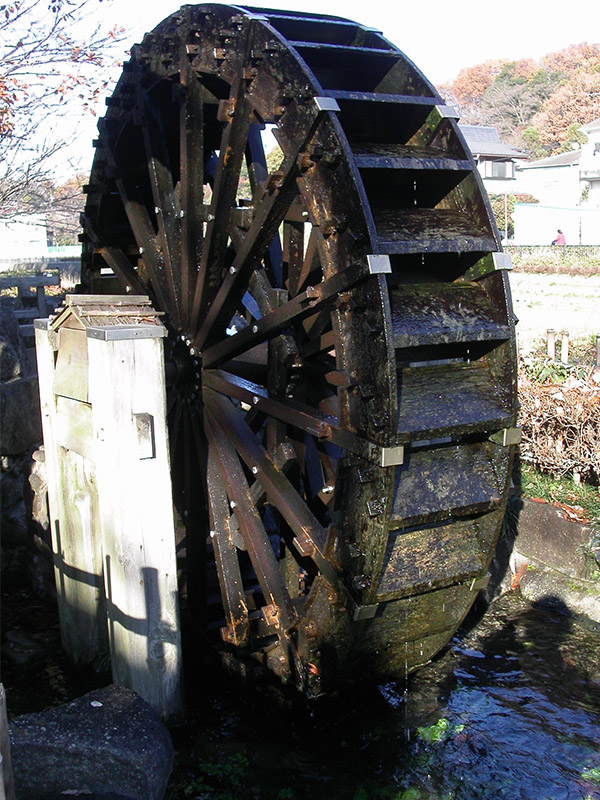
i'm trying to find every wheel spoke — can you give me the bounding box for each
[189,76,255,334]
[99,246,148,296]
[179,50,204,330]
[246,124,283,287]
[103,139,171,314]
[206,446,249,646]
[204,404,297,631]
[194,100,329,349]
[138,85,182,329]
[201,257,377,368]
[204,387,329,561]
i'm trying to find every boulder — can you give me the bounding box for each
[0,375,41,454]
[0,303,30,381]
[9,685,174,800]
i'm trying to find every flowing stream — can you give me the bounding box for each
[168,593,600,799]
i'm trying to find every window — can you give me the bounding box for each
[484,160,515,179]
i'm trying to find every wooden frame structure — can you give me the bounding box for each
[35,295,182,721]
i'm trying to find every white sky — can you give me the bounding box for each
[64,0,600,177]
[111,0,600,86]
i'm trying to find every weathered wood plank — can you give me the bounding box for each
[376,517,485,600]
[397,360,512,441]
[35,325,107,666]
[390,442,509,527]
[87,332,183,721]
[54,397,95,460]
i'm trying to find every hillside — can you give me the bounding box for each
[438,43,600,158]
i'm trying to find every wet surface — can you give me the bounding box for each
[168,594,600,799]
[3,587,599,799]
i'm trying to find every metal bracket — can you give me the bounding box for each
[353,602,379,621]
[367,254,392,274]
[434,104,460,121]
[464,252,513,281]
[489,427,521,446]
[469,573,491,592]
[379,445,404,467]
[313,96,341,113]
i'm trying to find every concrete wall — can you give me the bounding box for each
[513,203,600,245]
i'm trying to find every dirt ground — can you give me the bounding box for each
[509,273,600,352]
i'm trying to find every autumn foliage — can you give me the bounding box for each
[439,43,600,158]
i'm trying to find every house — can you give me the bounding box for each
[459,125,528,194]
[579,117,600,207]
[510,117,600,244]
[514,150,582,207]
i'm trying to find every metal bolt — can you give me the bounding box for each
[230,500,236,509]
[252,395,259,405]
[229,266,236,274]
[154,206,161,214]
[252,466,258,474]
[252,324,258,333]
[179,209,185,218]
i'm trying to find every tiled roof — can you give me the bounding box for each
[518,150,581,170]
[459,125,527,159]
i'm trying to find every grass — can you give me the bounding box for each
[518,462,600,532]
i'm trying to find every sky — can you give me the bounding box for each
[64,0,600,177]
[110,0,600,86]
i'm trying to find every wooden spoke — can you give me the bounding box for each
[179,49,205,330]
[206,447,249,646]
[200,258,377,368]
[194,101,329,349]
[99,246,147,296]
[138,85,182,329]
[204,406,297,631]
[189,77,255,334]
[102,139,171,314]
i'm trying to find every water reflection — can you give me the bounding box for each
[169,594,600,799]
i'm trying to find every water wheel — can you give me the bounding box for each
[80,4,518,696]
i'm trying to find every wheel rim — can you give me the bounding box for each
[81,4,517,696]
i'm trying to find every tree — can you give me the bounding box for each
[0,1,125,223]
[439,43,600,158]
[489,193,539,240]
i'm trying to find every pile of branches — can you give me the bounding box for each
[518,370,600,481]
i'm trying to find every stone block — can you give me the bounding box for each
[9,685,173,800]
[0,376,41,455]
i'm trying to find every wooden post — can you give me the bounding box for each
[35,322,108,665]
[561,331,569,365]
[87,327,183,721]
[1,684,16,800]
[547,329,555,360]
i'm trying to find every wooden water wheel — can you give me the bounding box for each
[80,4,518,696]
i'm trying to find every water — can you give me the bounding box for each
[168,594,600,799]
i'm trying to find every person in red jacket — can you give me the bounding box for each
[552,229,566,245]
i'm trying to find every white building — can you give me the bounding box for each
[511,117,600,244]
[579,117,600,207]
[460,125,528,195]
[0,214,49,265]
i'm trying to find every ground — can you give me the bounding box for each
[509,273,600,351]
